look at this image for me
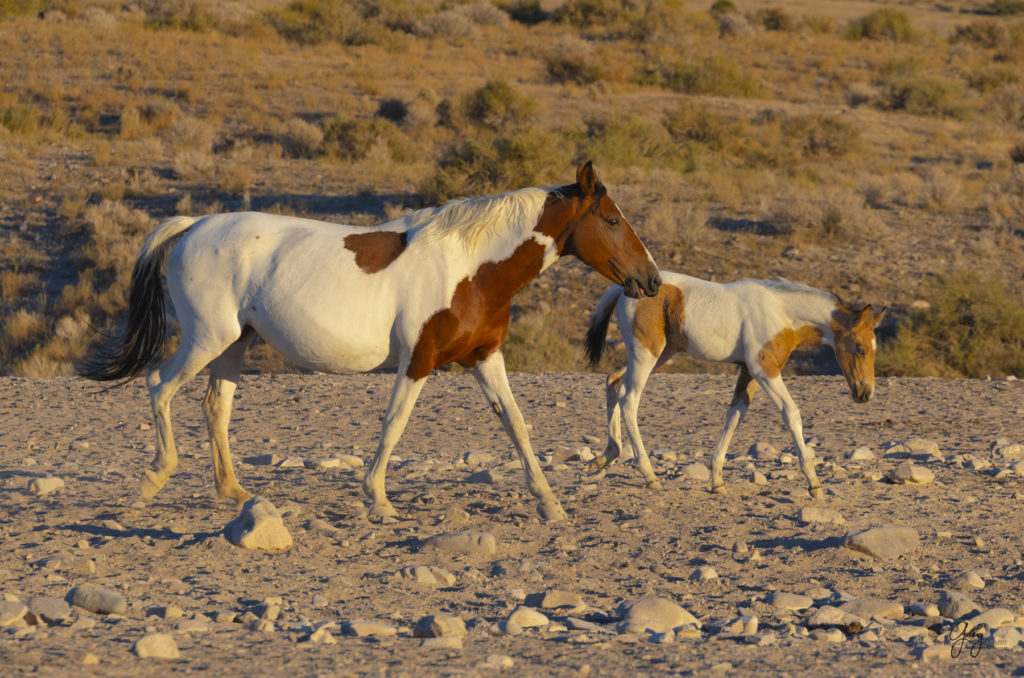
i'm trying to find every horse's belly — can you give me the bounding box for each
[249,310,397,374]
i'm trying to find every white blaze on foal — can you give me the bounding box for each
[585,271,885,498]
[80,163,662,522]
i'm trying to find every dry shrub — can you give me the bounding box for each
[173,149,215,182]
[279,117,324,158]
[167,115,215,152]
[845,9,916,43]
[12,351,74,378]
[922,168,963,212]
[82,200,154,268]
[0,268,37,303]
[769,184,882,242]
[415,2,508,40]
[0,309,45,355]
[780,114,861,158]
[57,188,89,220]
[990,84,1024,129]
[633,55,758,98]
[575,113,684,172]
[645,200,708,247]
[502,310,577,372]
[544,37,603,85]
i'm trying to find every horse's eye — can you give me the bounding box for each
[605,217,620,227]
[856,345,867,356]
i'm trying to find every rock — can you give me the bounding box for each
[507,605,549,628]
[462,451,492,466]
[524,589,585,611]
[1008,460,1024,477]
[779,452,796,464]
[133,632,179,659]
[245,453,280,466]
[224,497,292,551]
[68,586,126,615]
[887,463,934,485]
[465,469,500,484]
[993,442,1024,461]
[338,454,364,468]
[885,438,941,460]
[306,518,337,534]
[177,619,210,633]
[617,597,701,633]
[307,626,336,644]
[847,446,875,461]
[413,614,466,638]
[566,617,613,633]
[481,654,514,669]
[809,627,845,642]
[766,592,814,611]
[304,457,342,471]
[806,605,867,631]
[838,599,903,620]
[721,614,758,635]
[798,507,845,525]
[551,445,594,464]
[751,471,768,485]
[343,621,398,637]
[937,590,981,619]
[951,570,985,590]
[690,565,718,582]
[679,463,710,482]
[749,442,778,460]
[420,636,462,649]
[0,601,27,626]
[967,607,1014,631]
[276,456,306,468]
[422,530,497,556]
[28,476,65,495]
[27,596,71,625]
[397,565,456,587]
[907,602,940,617]
[842,527,919,560]
[915,644,952,661]
[990,627,1023,649]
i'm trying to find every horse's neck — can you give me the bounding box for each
[776,290,838,346]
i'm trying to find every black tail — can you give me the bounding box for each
[584,287,622,367]
[78,216,196,382]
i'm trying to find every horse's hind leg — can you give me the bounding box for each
[710,365,758,494]
[142,339,223,499]
[618,348,660,489]
[203,329,254,504]
[757,375,823,500]
[590,367,627,474]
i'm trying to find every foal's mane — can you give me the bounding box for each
[757,277,837,304]
[399,187,551,250]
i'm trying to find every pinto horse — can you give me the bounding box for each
[80,163,661,522]
[585,272,884,498]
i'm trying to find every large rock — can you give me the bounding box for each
[884,438,941,460]
[806,605,867,630]
[133,632,179,659]
[397,565,456,587]
[966,607,1014,632]
[838,599,903,620]
[413,614,466,638]
[799,507,845,525]
[766,592,814,611]
[422,530,496,556]
[224,497,293,551]
[524,589,585,610]
[27,596,71,625]
[842,526,919,560]
[28,476,65,495]
[507,605,549,628]
[887,463,934,485]
[0,601,27,627]
[68,586,126,615]
[617,597,701,633]
[937,590,981,619]
[679,463,710,482]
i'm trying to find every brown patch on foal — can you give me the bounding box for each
[757,325,823,378]
[633,283,686,358]
[344,230,408,274]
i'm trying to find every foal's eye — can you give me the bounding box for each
[605,217,620,227]
[856,345,867,356]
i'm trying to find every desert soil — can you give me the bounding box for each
[1,371,1022,676]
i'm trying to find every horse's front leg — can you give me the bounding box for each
[710,366,758,494]
[617,350,660,489]
[758,375,823,499]
[363,370,428,520]
[471,351,567,522]
[203,331,254,505]
[590,367,627,474]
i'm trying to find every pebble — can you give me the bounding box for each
[304,458,342,471]
[525,589,585,611]
[838,599,903,620]
[778,452,796,464]
[397,565,456,587]
[798,506,845,525]
[842,526,919,560]
[750,471,768,485]
[462,451,493,467]
[551,445,594,464]
[679,463,710,482]
[422,530,497,556]
[276,456,306,468]
[951,570,985,590]
[994,442,1024,461]
[343,620,399,637]
[887,463,934,485]
[749,442,779,460]
[884,438,941,460]
[967,607,1014,631]
[27,596,71,625]
[0,601,27,626]
[465,469,500,484]
[809,627,845,642]
[847,446,875,461]
[937,590,981,619]
[507,605,549,628]
[690,565,718,582]
[306,518,337,534]
[481,654,514,669]
[766,592,814,611]
[307,626,336,644]
[806,605,867,631]
[28,476,65,495]
[413,614,466,638]
[68,586,126,615]
[177,619,210,633]
[133,632,179,659]
[224,496,293,551]
[990,627,1023,649]
[721,614,758,635]
[617,597,701,633]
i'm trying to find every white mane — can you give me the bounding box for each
[756,277,836,303]
[394,187,551,250]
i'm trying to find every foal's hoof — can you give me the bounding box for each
[538,499,568,523]
[368,501,400,522]
[646,478,663,491]
[810,486,824,500]
[139,469,167,499]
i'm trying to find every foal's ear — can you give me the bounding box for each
[855,304,877,327]
[871,306,887,327]
[576,161,597,196]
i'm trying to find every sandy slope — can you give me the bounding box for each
[0,373,1021,676]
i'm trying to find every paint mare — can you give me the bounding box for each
[585,272,884,498]
[80,163,661,522]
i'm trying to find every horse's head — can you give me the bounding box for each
[831,303,886,402]
[555,162,661,299]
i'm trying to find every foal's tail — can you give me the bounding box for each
[584,286,624,367]
[78,216,199,382]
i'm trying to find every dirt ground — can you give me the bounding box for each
[0,371,1022,676]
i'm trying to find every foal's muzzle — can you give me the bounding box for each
[623,272,662,299]
[850,382,873,403]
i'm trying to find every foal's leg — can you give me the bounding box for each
[710,365,759,494]
[617,348,661,489]
[590,366,627,474]
[363,369,428,520]
[756,375,823,499]
[471,351,567,522]
[202,329,254,504]
[143,339,223,499]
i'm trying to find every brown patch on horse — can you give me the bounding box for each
[344,231,408,274]
[633,283,686,358]
[407,239,547,380]
[731,365,758,408]
[757,325,822,378]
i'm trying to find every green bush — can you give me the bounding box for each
[754,8,796,31]
[502,311,577,372]
[878,271,1024,377]
[884,76,968,118]
[780,114,861,158]
[982,0,1024,15]
[0,0,76,19]
[319,115,414,162]
[632,56,758,98]
[846,9,915,43]
[262,0,392,45]
[552,0,640,28]
[440,80,537,131]
[574,113,684,171]
[663,102,740,152]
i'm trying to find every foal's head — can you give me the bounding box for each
[831,304,886,402]
[556,162,661,299]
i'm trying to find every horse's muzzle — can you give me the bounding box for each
[851,383,873,403]
[623,273,662,299]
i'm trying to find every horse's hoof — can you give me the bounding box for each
[646,479,663,490]
[587,458,607,473]
[588,467,608,482]
[810,486,824,500]
[538,499,568,523]
[219,487,253,506]
[368,501,399,521]
[710,484,726,495]
[139,469,167,499]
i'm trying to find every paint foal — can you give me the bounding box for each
[585,272,884,498]
[81,163,661,522]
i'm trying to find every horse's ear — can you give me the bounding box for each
[856,304,873,326]
[872,306,887,327]
[576,161,597,196]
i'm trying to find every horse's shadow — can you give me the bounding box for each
[749,535,844,552]
[57,522,220,547]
